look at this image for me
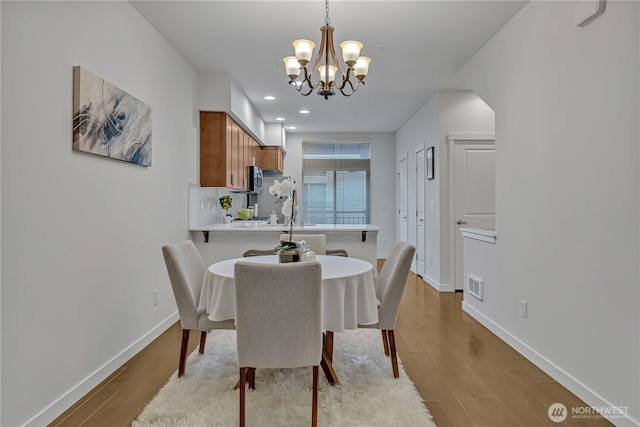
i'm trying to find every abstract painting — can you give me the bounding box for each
[73,66,152,166]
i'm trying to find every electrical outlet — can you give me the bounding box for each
[153,289,159,306]
[520,300,527,319]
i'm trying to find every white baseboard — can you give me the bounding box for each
[420,273,455,292]
[26,312,180,427]
[462,302,640,427]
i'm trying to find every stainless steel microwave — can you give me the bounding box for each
[249,165,263,193]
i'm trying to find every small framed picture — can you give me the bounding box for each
[427,146,435,180]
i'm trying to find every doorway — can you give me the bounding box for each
[415,147,425,277]
[447,134,495,291]
[397,155,408,244]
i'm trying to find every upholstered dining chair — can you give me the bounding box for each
[242,248,276,257]
[234,261,323,427]
[162,240,235,377]
[359,240,415,378]
[278,233,348,256]
[279,233,326,254]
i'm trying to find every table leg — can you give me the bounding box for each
[320,348,340,385]
[324,331,334,362]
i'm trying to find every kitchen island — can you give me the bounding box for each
[190,222,381,266]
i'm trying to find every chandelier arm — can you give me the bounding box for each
[297,67,316,96]
[336,67,354,91]
[339,80,363,96]
[309,25,329,74]
[323,26,335,93]
[327,28,347,79]
[338,76,366,96]
[338,78,355,96]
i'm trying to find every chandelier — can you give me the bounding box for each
[283,0,371,100]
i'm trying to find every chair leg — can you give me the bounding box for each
[199,331,207,354]
[381,330,390,356]
[239,368,246,427]
[312,365,319,427]
[178,329,190,377]
[233,368,252,390]
[248,368,256,390]
[388,330,400,379]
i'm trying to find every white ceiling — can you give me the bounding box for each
[131,1,527,134]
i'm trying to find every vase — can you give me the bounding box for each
[279,248,299,263]
[223,215,232,224]
[300,250,316,262]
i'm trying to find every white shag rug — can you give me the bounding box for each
[133,329,434,427]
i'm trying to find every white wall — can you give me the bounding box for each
[198,72,232,112]
[395,90,495,288]
[457,1,639,424]
[1,2,198,425]
[197,72,266,144]
[284,132,397,258]
[396,93,439,277]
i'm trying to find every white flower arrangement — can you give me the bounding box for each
[270,178,299,251]
[269,178,296,199]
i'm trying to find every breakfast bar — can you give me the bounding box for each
[190,223,381,266]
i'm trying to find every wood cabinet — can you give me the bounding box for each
[251,138,262,169]
[200,112,254,189]
[261,146,284,173]
[200,111,283,187]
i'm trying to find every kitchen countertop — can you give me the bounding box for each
[190,222,381,265]
[189,222,382,232]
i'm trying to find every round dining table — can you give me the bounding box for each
[198,255,380,333]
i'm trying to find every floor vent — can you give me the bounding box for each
[467,275,484,301]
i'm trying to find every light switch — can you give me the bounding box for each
[429,201,435,210]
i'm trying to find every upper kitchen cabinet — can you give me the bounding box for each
[250,138,262,169]
[200,112,249,189]
[261,146,284,173]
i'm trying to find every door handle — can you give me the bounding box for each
[456,220,468,225]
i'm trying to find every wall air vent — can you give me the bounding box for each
[467,275,484,301]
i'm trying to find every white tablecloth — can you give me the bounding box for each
[198,255,379,332]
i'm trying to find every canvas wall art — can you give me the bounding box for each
[73,66,152,166]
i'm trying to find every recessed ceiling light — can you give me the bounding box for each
[264,95,276,100]
[286,126,297,130]
[275,117,285,121]
[299,109,310,114]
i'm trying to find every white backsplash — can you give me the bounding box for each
[257,173,287,220]
[188,176,289,228]
[189,184,247,227]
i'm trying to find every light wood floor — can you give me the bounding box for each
[51,269,612,427]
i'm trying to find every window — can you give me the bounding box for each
[302,142,370,224]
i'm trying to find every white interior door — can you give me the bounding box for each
[454,142,495,290]
[398,156,408,243]
[415,148,425,277]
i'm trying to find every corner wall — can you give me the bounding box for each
[395,90,495,288]
[1,2,198,425]
[457,1,639,423]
